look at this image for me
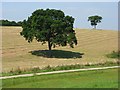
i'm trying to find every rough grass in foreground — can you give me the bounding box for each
[2,68,118,88]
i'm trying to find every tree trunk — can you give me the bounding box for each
[94,25,96,29]
[48,40,52,57]
[48,40,52,50]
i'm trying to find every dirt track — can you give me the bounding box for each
[1,66,119,80]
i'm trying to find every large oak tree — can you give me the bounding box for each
[20,9,77,50]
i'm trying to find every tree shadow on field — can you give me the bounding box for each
[30,50,84,59]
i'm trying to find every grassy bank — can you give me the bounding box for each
[2,61,119,76]
[2,68,118,88]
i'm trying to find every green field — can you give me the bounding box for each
[2,68,118,88]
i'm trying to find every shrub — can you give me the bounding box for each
[106,51,120,59]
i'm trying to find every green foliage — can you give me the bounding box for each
[0,20,22,26]
[20,9,77,50]
[88,15,102,29]
[106,51,120,59]
[17,21,23,26]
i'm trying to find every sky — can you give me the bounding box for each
[1,2,118,30]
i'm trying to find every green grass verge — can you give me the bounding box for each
[2,68,118,88]
[2,61,119,76]
[106,51,120,59]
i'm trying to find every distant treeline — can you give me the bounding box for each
[0,20,22,26]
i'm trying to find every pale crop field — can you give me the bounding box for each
[2,26,118,72]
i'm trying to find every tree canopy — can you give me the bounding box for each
[88,15,102,29]
[0,20,22,26]
[20,9,77,50]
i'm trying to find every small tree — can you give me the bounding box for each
[88,15,102,29]
[20,9,77,50]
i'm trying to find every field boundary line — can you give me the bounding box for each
[1,66,120,79]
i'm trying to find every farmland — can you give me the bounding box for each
[2,26,118,72]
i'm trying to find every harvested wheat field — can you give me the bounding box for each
[2,26,118,72]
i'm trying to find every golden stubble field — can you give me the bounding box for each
[2,26,118,72]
